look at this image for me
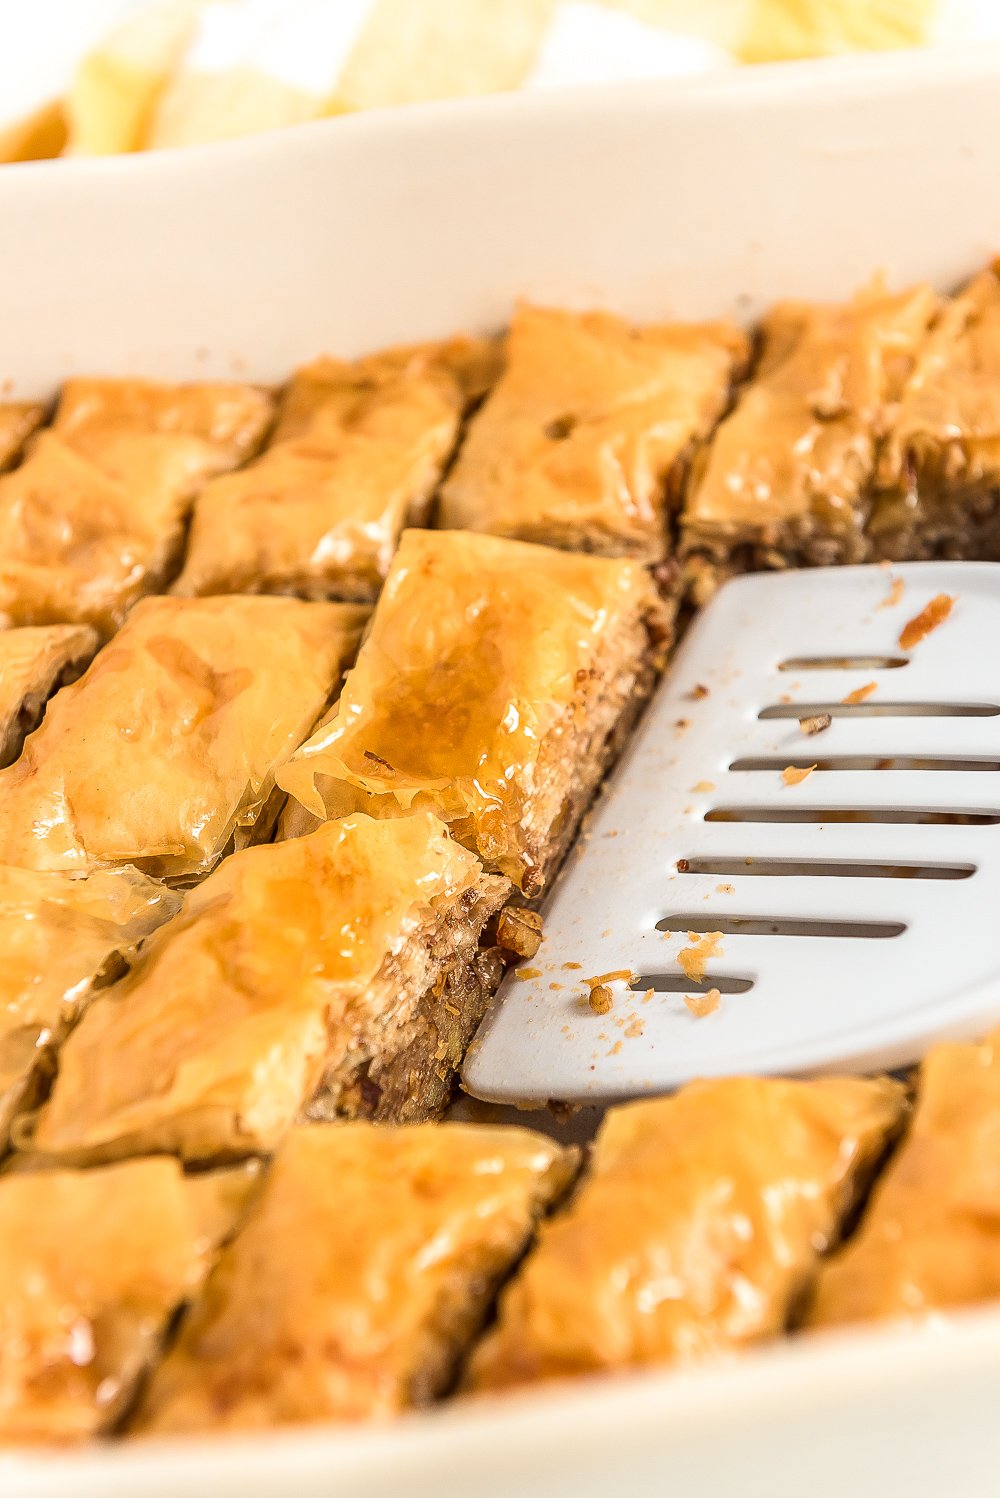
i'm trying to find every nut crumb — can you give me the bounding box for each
[688,683,710,700]
[690,780,716,793]
[782,764,816,786]
[563,961,582,971]
[899,593,955,650]
[607,1040,623,1057]
[549,982,563,991]
[496,906,543,958]
[674,718,690,733]
[715,882,734,894]
[684,988,721,1017]
[842,681,876,705]
[678,932,723,981]
[624,1017,644,1038]
[588,984,614,1015]
[799,712,832,736]
[515,967,541,980]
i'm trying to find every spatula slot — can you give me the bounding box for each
[759,702,1000,719]
[673,856,976,881]
[630,973,755,995]
[777,655,908,671]
[706,807,1000,824]
[730,755,1000,772]
[655,914,906,938]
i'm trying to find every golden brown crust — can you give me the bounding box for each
[0,1157,256,1443]
[0,865,178,1150]
[440,305,748,562]
[0,595,366,878]
[277,529,669,893]
[0,623,99,767]
[173,338,499,603]
[134,1122,576,1433]
[467,1076,907,1390]
[807,1032,1000,1328]
[24,814,508,1165]
[0,378,274,633]
[683,282,937,568]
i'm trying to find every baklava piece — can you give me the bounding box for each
[0,595,366,878]
[278,529,669,895]
[135,1122,575,1433]
[808,1032,1000,1329]
[0,1156,255,1443]
[467,1075,906,1390]
[439,304,748,563]
[25,813,510,1165]
[0,377,274,633]
[173,337,500,603]
[0,623,98,767]
[0,402,44,471]
[869,261,1000,558]
[0,865,178,1150]
[682,282,937,581]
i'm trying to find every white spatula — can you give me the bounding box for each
[462,561,1000,1106]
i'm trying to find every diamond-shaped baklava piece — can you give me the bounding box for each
[440,304,747,562]
[278,528,668,894]
[0,595,366,878]
[135,1122,574,1432]
[467,1076,906,1389]
[173,337,499,603]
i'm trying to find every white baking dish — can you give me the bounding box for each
[5,44,1000,1497]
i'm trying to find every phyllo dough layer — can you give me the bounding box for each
[0,403,44,472]
[870,261,1000,558]
[682,282,937,576]
[0,595,366,878]
[467,1075,907,1390]
[135,1122,575,1433]
[439,305,747,562]
[24,813,509,1165]
[808,1032,1000,1329]
[0,865,178,1149]
[0,623,98,767]
[0,1157,255,1443]
[173,337,499,603]
[0,377,274,633]
[278,529,668,894]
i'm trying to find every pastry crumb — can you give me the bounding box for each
[715,882,734,894]
[842,681,876,705]
[799,712,832,735]
[607,1040,623,1056]
[690,780,716,793]
[688,683,710,700]
[514,967,541,980]
[684,987,721,1017]
[624,1017,644,1038]
[562,961,582,971]
[876,575,905,610]
[899,593,955,650]
[782,764,816,786]
[678,932,723,981]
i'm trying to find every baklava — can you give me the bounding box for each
[0,402,44,471]
[0,594,366,878]
[135,1122,575,1433]
[0,865,177,1150]
[278,528,668,894]
[173,337,500,603]
[25,812,509,1165]
[808,1032,1000,1329]
[467,1076,906,1390]
[0,623,98,767]
[681,282,937,581]
[0,378,274,633]
[439,304,748,563]
[0,1156,255,1442]
[869,260,1000,559]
